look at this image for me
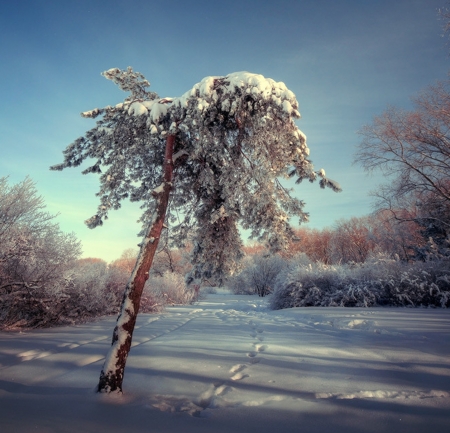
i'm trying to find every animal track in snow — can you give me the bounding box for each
[151,396,206,417]
[151,381,235,418]
[230,364,247,374]
[231,372,249,381]
[254,344,267,353]
[195,383,233,413]
[247,351,257,358]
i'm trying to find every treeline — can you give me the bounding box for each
[283,213,422,264]
[228,211,450,308]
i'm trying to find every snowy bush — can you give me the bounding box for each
[61,260,127,320]
[0,259,197,329]
[414,236,450,262]
[0,258,131,329]
[57,262,108,322]
[228,254,288,296]
[227,271,253,295]
[271,253,450,310]
[145,272,194,307]
[271,261,355,309]
[383,260,450,307]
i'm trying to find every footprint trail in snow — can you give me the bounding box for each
[3,289,449,431]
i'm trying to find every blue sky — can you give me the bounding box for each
[1,0,448,262]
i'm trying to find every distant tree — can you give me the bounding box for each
[227,253,288,296]
[355,81,450,249]
[110,248,138,274]
[328,217,376,264]
[246,254,287,297]
[151,244,192,277]
[111,245,191,277]
[367,210,424,261]
[440,3,450,45]
[242,242,266,256]
[52,67,340,393]
[77,257,106,265]
[286,227,332,264]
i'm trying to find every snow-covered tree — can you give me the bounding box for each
[0,177,81,328]
[52,67,340,393]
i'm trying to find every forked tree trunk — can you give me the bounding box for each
[97,134,175,393]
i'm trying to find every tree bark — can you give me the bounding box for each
[97,134,175,393]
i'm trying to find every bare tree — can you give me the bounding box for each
[367,210,424,261]
[328,217,376,264]
[286,227,332,264]
[151,245,192,276]
[110,248,139,274]
[355,81,450,246]
[247,254,287,297]
[52,67,340,393]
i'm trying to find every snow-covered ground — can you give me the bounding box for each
[1,290,449,433]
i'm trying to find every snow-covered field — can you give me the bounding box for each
[1,290,449,433]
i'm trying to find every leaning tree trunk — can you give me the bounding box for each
[97,134,175,393]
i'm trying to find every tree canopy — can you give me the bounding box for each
[52,67,340,284]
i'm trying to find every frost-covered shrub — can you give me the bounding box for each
[288,252,315,267]
[383,260,450,307]
[227,271,253,295]
[0,251,196,330]
[103,263,130,306]
[271,253,450,310]
[59,261,110,320]
[0,259,116,329]
[228,254,288,296]
[414,236,450,262]
[145,272,194,307]
[271,261,357,309]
